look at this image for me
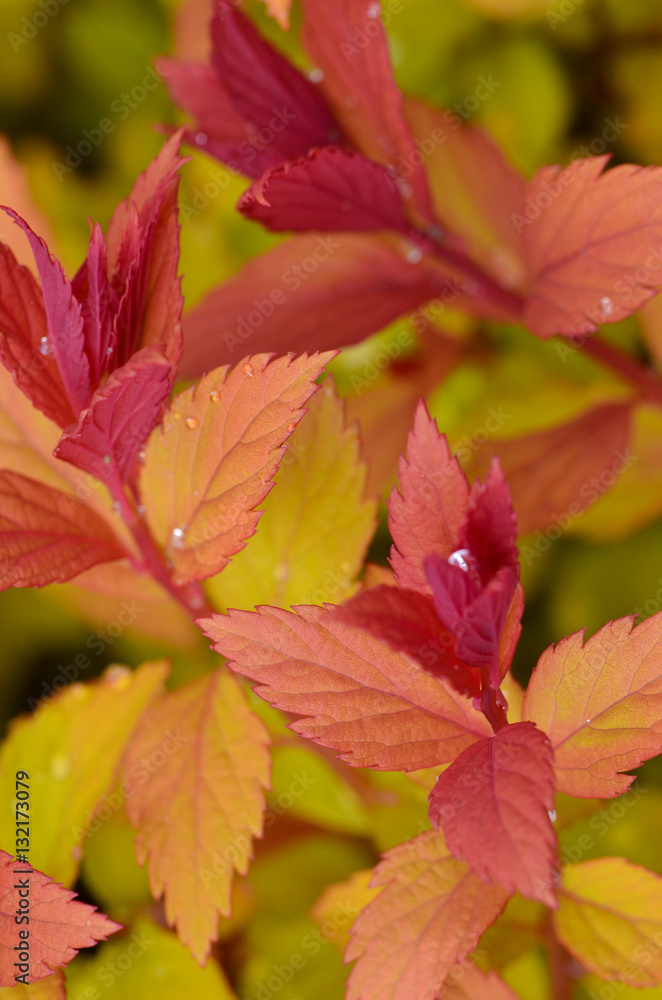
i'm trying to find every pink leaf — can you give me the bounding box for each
[522,157,662,338]
[71,223,118,388]
[428,721,558,905]
[0,471,126,590]
[388,400,470,594]
[54,346,172,485]
[0,243,77,428]
[238,146,412,235]
[202,604,491,771]
[2,209,90,413]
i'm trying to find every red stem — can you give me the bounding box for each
[544,913,575,1000]
[580,333,662,407]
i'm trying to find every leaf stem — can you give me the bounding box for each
[580,333,662,407]
[543,912,575,1000]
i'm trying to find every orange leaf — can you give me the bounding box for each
[0,851,119,986]
[428,721,558,905]
[259,0,292,28]
[202,604,490,771]
[521,157,662,338]
[466,401,633,537]
[523,614,662,797]
[140,352,333,584]
[122,669,270,964]
[345,830,509,1000]
[555,858,662,987]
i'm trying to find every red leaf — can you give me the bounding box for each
[0,471,125,590]
[440,963,523,999]
[0,850,120,985]
[106,132,187,369]
[179,233,455,377]
[345,830,509,1000]
[428,721,558,905]
[2,209,90,414]
[71,223,118,388]
[388,400,470,594]
[334,585,480,697]
[461,460,519,583]
[521,157,662,338]
[157,58,269,176]
[54,346,172,485]
[0,243,77,428]
[301,0,433,220]
[238,146,412,235]
[208,2,341,169]
[202,604,491,770]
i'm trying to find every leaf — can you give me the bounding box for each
[440,963,523,1000]
[0,471,126,591]
[345,830,509,1000]
[0,970,65,998]
[0,662,168,886]
[554,858,662,987]
[388,400,470,595]
[122,669,270,965]
[300,0,433,219]
[179,233,455,378]
[0,850,120,986]
[0,244,77,429]
[65,916,238,1000]
[207,3,340,173]
[521,157,662,338]
[70,223,117,388]
[238,147,412,235]
[139,352,333,585]
[1,210,89,414]
[466,401,634,537]
[202,604,491,771]
[310,869,379,952]
[522,613,662,797]
[334,585,481,698]
[55,346,172,485]
[403,97,526,290]
[207,378,376,610]
[428,721,558,905]
[105,132,187,369]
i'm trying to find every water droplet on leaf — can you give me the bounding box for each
[38,336,53,357]
[548,809,557,823]
[309,68,324,83]
[138,449,146,464]
[367,1,381,17]
[105,665,131,688]
[600,296,613,316]
[448,548,472,572]
[406,246,423,264]
[171,526,186,548]
[185,416,199,430]
[209,389,220,403]
[286,421,297,433]
[111,501,122,517]
[242,362,254,376]
[195,133,208,145]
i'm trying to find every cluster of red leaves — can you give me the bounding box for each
[162,0,662,376]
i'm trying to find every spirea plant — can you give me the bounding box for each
[1,2,662,1000]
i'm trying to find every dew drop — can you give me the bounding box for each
[599,296,613,316]
[138,449,146,465]
[69,683,87,701]
[38,336,53,357]
[548,809,557,823]
[106,345,114,357]
[585,718,591,724]
[185,416,199,430]
[406,246,423,265]
[209,389,220,403]
[242,362,254,376]
[367,1,381,17]
[137,503,146,516]
[195,132,208,146]
[171,526,186,548]
[286,351,295,356]
[50,753,71,781]
[105,665,131,688]
[448,548,471,572]
[111,500,122,517]
[286,421,297,433]
[309,68,324,83]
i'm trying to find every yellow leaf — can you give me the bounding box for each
[122,669,270,964]
[65,916,237,999]
[311,869,380,952]
[555,859,662,987]
[208,380,375,610]
[0,661,167,886]
[0,971,65,999]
